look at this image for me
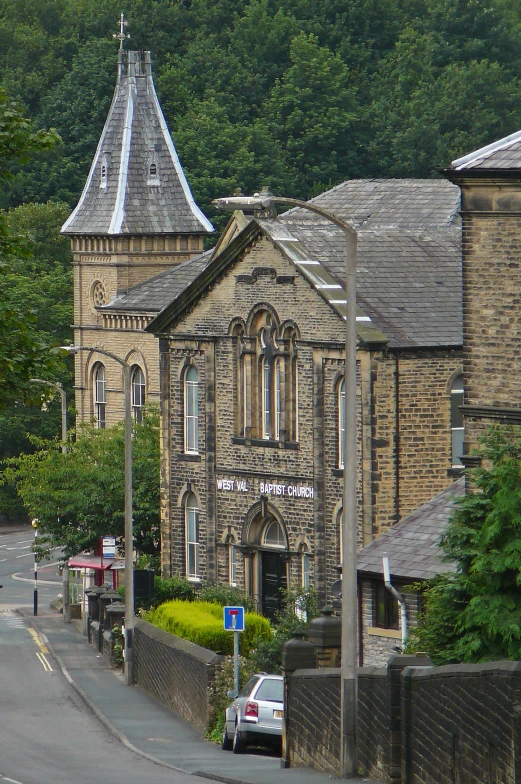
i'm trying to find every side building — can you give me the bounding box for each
[147,180,464,613]
[61,49,213,428]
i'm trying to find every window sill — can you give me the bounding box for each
[179,453,201,462]
[186,576,202,583]
[366,626,401,639]
[332,468,344,477]
[232,437,299,450]
[447,466,464,477]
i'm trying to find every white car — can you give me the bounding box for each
[222,673,284,754]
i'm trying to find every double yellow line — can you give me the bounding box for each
[28,627,53,672]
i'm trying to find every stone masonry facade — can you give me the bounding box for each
[159,232,462,610]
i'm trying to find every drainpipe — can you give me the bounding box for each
[394,352,400,523]
[382,555,407,648]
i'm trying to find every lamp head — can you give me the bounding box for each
[59,345,80,355]
[213,190,275,215]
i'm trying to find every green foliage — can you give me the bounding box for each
[1,407,161,559]
[250,584,319,674]
[145,599,272,655]
[207,655,257,740]
[410,426,521,664]
[111,623,124,667]
[198,581,254,612]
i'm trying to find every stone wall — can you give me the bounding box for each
[285,659,521,783]
[133,618,222,733]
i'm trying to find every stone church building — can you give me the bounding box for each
[64,47,466,618]
[146,181,464,615]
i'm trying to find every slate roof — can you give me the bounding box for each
[144,178,462,348]
[357,478,465,582]
[101,250,214,314]
[61,50,213,236]
[450,129,521,171]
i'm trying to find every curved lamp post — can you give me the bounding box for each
[61,345,134,685]
[213,193,358,776]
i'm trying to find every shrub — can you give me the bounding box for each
[198,581,254,612]
[145,600,272,655]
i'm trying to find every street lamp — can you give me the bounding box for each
[214,192,359,776]
[30,379,68,454]
[60,345,134,685]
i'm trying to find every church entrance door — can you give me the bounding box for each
[261,551,287,621]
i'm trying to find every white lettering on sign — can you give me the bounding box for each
[260,482,314,499]
[216,478,249,492]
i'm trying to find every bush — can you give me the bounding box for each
[198,581,254,612]
[145,600,272,655]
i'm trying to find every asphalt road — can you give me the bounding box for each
[0,526,207,784]
[0,526,61,611]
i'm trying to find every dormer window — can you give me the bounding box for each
[100,153,110,189]
[147,155,160,185]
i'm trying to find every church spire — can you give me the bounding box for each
[61,49,213,237]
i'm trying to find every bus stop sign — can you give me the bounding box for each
[223,605,245,632]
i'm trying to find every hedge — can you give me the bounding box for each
[145,600,272,655]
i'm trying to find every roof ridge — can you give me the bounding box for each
[451,129,521,170]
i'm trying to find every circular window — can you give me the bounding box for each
[91,280,106,308]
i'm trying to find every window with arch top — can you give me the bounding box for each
[185,492,200,580]
[131,366,145,422]
[451,373,464,467]
[94,364,106,429]
[338,378,345,468]
[263,519,286,548]
[184,365,199,454]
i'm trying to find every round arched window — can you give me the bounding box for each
[263,519,285,548]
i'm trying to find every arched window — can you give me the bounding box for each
[338,378,345,468]
[228,536,237,586]
[131,366,145,422]
[338,508,344,566]
[94,364,106,429]
[185,493,199,579]
[451,374,464,467]
[184,366,199,454]
[263,519,285,548]
[262,356,271,440]
[149,163,157,177]
[274,358,282,441]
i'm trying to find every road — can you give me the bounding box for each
[0,526,205,784]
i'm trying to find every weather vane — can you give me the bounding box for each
[113,12,130,50]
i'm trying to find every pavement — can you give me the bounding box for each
[21,603,379,784]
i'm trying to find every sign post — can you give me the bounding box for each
[224,606,245,696]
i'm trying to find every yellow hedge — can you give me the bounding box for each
[146,600,272,655]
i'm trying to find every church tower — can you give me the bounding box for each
[62,48,213,427]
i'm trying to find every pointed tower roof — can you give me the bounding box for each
[62,50,213,236]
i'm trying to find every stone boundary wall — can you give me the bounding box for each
[133,618,223,733]
[403,661,521,784]
[285,660,521,783]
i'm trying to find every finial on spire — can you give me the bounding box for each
[113,12,130,50]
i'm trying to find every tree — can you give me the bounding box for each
[410,426,521,664]
[0,88,65,410]
[2,409,161,562]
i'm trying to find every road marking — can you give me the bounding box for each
[16,552,34,558]
[0,544,7,548]
[0,558,6,562]
[16,540,32,545]
[36,651,53,672]
[6,546,30,551]
[1,776,26,783]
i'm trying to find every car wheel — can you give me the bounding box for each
[232,723,246,754]
[221,720,233,751]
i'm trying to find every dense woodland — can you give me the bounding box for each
[2,0,521,518]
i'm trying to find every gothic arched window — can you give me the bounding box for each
[131,366,145,422]
[185,493,199,579]
[94,364,106,429]
[184,365,199,454]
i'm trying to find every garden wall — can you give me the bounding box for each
[133,618,223,733]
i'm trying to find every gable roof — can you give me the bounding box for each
[357,478,464,582]
[61,50,213,236]
[449,130,521,171]
[100,250,214,315]
[147,179,462,348]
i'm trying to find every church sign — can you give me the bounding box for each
[216,477,315,500]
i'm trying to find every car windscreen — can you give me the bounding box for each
[254,679,284,703]
[238,676,260,698]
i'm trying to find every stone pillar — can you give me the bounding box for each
[307,606,341,668]
[281,628,317,769]
[386,654,432,784]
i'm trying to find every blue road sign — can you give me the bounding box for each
[224,605,245,632]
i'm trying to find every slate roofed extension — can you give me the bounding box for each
[101,249,214,315]
[357,478,464,582]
